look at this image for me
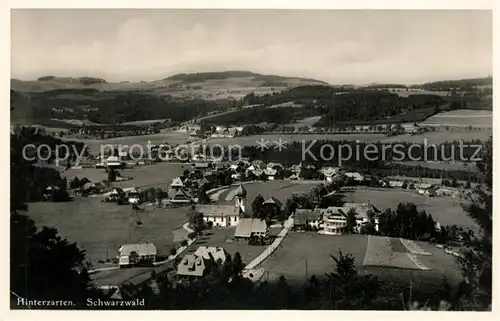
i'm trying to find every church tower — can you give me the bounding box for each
[234,184,247,215]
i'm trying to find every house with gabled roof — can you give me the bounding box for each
[344,172,364,182]
[263,168,277,180]
[263,196,282,212]
[196,184,247,227]
[234,218,269,239]
[320,166,342,182]
[168,188,192,204]
[119,242,157,267]
[170,177,184,190]
[193,246,229,265]
[293,208,322,229]
[176,254,209,278]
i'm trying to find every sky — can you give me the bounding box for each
[11,9,492,84]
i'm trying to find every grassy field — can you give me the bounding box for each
[259,233,369,284]
[27,198,189,266]
[380,130,491,144]
[259,232,461,286]
[63,162,186,189]
[208,133,388,147]
[217,180,320,215]
[422,109,492,128]
[344,187,474,229]
[66,129,192,154]
[394,161,478,172]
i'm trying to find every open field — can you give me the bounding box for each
[63,162,186,189]
[395,161,478,172]
[344,187,474,229]
[217,180,320,215]
[292,116,321,127]
[208,133,388,147]
[259,232,461,286]
[121,119,170,126]
[421,109,492,128]
[65,129,192,154]
[27,197,189,266]
[363,235,430,270]
[380,130,491,144]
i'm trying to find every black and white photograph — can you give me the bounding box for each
[5,3,494,314]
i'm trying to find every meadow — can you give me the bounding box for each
[64,162,186,190]
[27,197,189,266]
[65,129,193,154]
[421,109,492,128]
[258,232,461,287]
[344,187,474,229]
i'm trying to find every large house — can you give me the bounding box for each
[344,172,364,182]
[193,246,229,265]
[119,243,157,267]
[168,188,192,204]
[234,218,269,239]
[293,209,322,229]
[435,187,460,198]
[317,203,380,235]
[343,202,380,231]
[195,184,247,227]
[322,207,348,235]
[321,166,342,182]
[176,247,228,279]
[170,177,185,190]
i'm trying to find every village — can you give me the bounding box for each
[34,142,471,299]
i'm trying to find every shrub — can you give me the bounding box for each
[180,240,188,247]
[188,232,197,240]
[170,248,177,256]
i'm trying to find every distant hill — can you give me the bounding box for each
[411,77,492,91]
[11,71,329,93]
[164,70,330,85]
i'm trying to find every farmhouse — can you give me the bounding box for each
[193,246,229,265]
[389,180,405,188]
[106,188,125,202]
[344,172,364,181]
[192,162,211,170]
[293,209,322,229]
[170,177,185,190]
[264,168,278,180]
[320,166,342,182]
[436,187,460,198]
[234,218,269,239]
[416,184,437,196]
[106,156,123,169]
[267,162,284,170]
[123,187,140,204]
[168,188,192,204]
[119,243,157,267]
[177,254,209,278]
[343,202,380,231]
[263,197,282,212]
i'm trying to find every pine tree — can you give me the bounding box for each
[457,136,492,310]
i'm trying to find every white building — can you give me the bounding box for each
[344,172,364,181]
[119,243,157,267]
[196,184,247,227]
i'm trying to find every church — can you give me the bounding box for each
[195,184,247,227]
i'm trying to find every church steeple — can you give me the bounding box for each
[234,184,247,214]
